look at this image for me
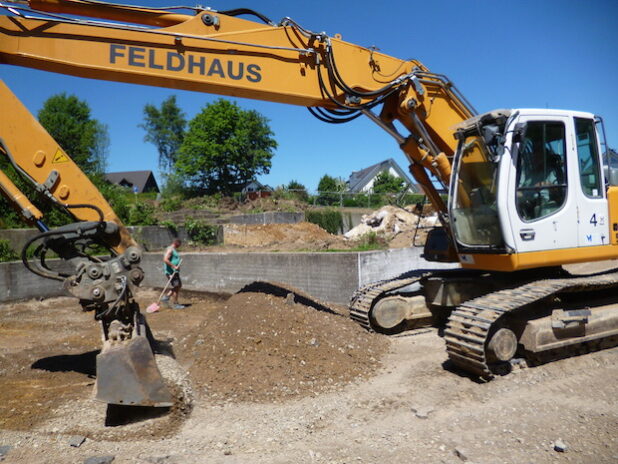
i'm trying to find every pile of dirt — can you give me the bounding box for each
[180,287,387,403]
[0,287,386,434]
[218,222,349,251]
[345,205,438,245]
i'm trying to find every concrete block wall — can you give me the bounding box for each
[0,261,67,302]
[0,225,222,255]
[224,212,304,225]
[1,247,458,305]
[141,247,458,304]
[141,251,361,304]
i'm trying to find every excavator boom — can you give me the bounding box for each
[0,0,475,224]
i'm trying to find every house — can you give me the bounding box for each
[105,170,160,193]
[241,179,273,200]
[346,158,420,193]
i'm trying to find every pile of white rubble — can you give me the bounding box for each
[344,205,438,240]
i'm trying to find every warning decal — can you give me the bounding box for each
[52,149,70,164]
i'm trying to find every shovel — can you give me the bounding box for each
[146,259,183,313]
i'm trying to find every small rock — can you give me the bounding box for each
[145,456,173,464]
[454,447,469,461]
[84,456,115,464]
[553,439,567,452]
[69,436,86,448]
[0,446,12,459]
[223,450,232,456]
[412,407,434,419]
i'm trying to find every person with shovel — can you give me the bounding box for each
[162,238,185,309]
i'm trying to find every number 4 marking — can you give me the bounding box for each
[590,214,597,226]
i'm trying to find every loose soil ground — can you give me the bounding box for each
[215,222,351,252]
[0,288,616,463]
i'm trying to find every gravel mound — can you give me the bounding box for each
[184,289,387,403]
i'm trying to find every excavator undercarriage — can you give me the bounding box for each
[349,266,618,378]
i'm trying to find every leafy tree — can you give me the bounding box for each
[175,99,277,195]
[317,174,346,192]
[286,179,309,202]
[38,93,108,176]
[140,95,186,171]
[316,174,345,205]
[372,170,405,194]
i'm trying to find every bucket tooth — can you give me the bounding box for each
[95,334,173,407]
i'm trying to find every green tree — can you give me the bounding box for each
[38,93,108,176]
[175,99,276,195]
[372,170,405,194]
[316,174,345,205]
[140,95,186,171]
[286,179,309,202]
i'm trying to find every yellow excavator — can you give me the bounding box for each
[0,0,617,407]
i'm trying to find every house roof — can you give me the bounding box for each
[105,170,159,193]
[347,158,419,193]
[240,179,273,192]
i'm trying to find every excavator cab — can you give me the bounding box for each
[449,109,616,272]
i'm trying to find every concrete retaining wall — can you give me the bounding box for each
[0,225,223,254]
[223,212,304,225]
[0,261,68,302]
[0,247,458,305]
[139,247,457,304]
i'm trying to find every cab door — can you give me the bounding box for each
[572,116,609,246]
[507,116,578,253]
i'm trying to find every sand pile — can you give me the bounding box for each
[181,286,387,403]
[222,222,346,250]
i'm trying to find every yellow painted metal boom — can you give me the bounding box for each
[0,0,476,250]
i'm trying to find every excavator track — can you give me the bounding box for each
[349,276,422,331]
[445,269,618,379]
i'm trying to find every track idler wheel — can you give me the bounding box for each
[487,328,518,362]
[370,295,431,333]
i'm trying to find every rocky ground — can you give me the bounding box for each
[0,288,616,464]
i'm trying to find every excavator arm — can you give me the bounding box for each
[0,0,475,221]
[0,0,476,406]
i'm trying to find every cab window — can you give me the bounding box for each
[575,117,602,198]
[516,121,567,221]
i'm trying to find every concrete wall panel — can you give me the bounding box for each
[2,247,457,305]
[142,251,360,304]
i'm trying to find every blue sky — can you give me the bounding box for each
[2,0,617,191]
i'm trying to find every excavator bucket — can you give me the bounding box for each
[95,334,173,407]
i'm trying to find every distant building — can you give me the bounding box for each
[241,179,273,200]
[105,170,160,193]
[346,158,420,193]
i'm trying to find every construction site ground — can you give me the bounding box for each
[0,287,616,464]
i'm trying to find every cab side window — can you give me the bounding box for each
[574,117,602,198]
[516,121,567,221]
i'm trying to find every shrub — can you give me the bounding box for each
[185,218,219,246]
[97,182,131,223]
[127,201,158,226]
[355,231,385,251]
[160,196,183,212]
[306,209,343,235]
